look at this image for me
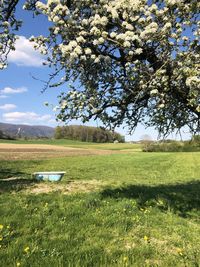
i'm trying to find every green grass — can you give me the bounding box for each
[0,138,95,146]
[0,138,141,150]
[0,152,200,266]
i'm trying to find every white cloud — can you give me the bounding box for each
[48,119,57,124]
[0,104,17,111]
[8,36,44,67]
[0,95,8,99]
[0,86,28,95]
[2,111,53,124]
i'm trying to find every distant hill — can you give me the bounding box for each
[0,122,55,139]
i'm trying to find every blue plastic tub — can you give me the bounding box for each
[33,172,66,182]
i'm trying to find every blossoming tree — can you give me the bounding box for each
[0,0,199,134]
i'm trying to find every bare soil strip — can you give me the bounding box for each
[0,143,117,160]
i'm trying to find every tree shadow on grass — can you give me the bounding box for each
[0,168,26,179]
[0,167,38,193]
[0,178,39,193]
[100,180,200,217]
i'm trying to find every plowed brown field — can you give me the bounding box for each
[0,143,117,160]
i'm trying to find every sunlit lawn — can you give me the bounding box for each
[0,151,200,266]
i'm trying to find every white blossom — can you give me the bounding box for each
[150,89,159,95]
[98,37,104,44]
[80,55,86,60]
[60,100,68,109]
[110,32,117,38]
[182,36,189,41]
[186,76,200,87]
[35,1,47,10]
[135,48,143,54]
[124,41,131,48]
[94,57,100,63]
[0,63,5,69]
[164,22,172,29]
[74,46,82,55]
[85,48,92,55]
[76,36,85,43]
[158,103,165,109]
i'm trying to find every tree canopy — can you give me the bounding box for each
[54,125,125,142]
[0,0,200,135]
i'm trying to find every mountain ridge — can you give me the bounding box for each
[0,122,55,138]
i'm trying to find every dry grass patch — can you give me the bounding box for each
[25,179,105,194]
[0,177,105,194]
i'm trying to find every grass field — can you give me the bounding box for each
[0,138,141,150]
[0,140,200,266]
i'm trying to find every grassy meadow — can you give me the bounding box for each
[0,140,200,266]
[0,138,141,151]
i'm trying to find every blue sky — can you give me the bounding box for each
[0,2,191,141]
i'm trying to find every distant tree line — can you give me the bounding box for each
[143,135,200,152]
[0,129,13,140]
[0,130,4,139]
[54,125,125,143]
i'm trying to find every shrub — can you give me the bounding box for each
[143,139,200,152]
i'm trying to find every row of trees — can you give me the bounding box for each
[0,130,12,140]
[0,130,6,139]
[54,125,125,143]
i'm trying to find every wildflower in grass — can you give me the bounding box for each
[0,236,3,241]
[0,224,3,230]
[157,199,164,206]
[144,235,150,242]
[16,262,21,266]
[123,256,128,262]
[7,225,10,229]
[44,202,48,208]
[176,248,184,256]
[24,246,30,253]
